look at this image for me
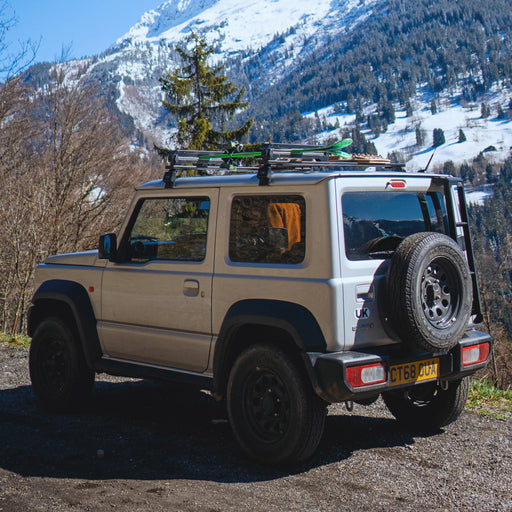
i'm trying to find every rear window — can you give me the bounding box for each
[342,191,448,260]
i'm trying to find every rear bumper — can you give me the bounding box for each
[309,329,492,403]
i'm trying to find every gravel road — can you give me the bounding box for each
[1,344,511,512]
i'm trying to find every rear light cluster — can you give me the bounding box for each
[346,363,386,388]
[462,342,490,366]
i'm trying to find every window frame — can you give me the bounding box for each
[341,190,449,261]
[119,195,211,263]
[229,194,307,265]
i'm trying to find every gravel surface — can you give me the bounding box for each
[1,344,511,512]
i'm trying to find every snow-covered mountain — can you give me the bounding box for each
[94,0,382,144]
[30,0,512,169]
[121,0,332,59]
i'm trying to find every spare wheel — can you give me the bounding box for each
[386,232,472,353]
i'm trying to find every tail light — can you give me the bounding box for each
[346,363,386,388]
[462,342,490,366]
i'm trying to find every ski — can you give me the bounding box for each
[290,138,353,155]
[197,138,353,160]
[198,150,262,160]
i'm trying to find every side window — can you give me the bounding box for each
[127,197,210,262]
[342,191,448,260]
[229,195,306,264]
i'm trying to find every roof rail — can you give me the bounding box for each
[162,140,406,187]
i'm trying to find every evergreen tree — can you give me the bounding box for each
[481,102,491,119]
[160,32,253,150]
[379,99,395,125]
[460,162,471,182]
[415,123,426,146]
[486,164,494,183]
[458,129,467,143]
[443,160,455,175]
[433,128,445,147]
[342,126,377,155]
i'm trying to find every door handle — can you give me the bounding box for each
[183,279,200,297]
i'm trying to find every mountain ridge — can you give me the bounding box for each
[21,0,512,168]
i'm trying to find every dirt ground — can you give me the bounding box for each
[1,344,511,512]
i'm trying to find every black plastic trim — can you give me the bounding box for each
[311,328,492,403]
[212,299,326,397]
[28,279,102,368]
[95,358,213,388]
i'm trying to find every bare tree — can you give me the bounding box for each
[0,1,38,79]
[0,63,154,334]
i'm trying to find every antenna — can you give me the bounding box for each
[420,148,437,173]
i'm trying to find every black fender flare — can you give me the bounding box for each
[28,279,102,369]
[212,299,327,398]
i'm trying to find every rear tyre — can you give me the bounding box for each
[227,344,326,466]
[29,317,95,412]
[382,377,469,431]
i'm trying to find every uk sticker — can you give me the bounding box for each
[355,307,370,320]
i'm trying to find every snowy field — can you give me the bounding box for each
[305,89,512,172]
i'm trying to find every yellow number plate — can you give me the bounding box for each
[389,358,440,387]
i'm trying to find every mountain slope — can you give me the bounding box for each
[22,0,512,168]
[104,0,382,143]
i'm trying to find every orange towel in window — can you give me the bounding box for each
[268,203,301,251]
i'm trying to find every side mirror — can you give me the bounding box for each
[98,233,117,261]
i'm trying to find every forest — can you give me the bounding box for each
[229,0,512,142]
[467,157,512,387]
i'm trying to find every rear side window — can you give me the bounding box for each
[230,195,306,264]
[342,191,448,260]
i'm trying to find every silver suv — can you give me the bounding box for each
[27,143,492,465]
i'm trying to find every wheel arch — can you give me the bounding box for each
[212,299,327,400]
[28,279,102,369]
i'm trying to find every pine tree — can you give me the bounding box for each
[481,102,491,119]
[443,160,455,175]
[433,128,445,147]
[160,32,253,150]
[415,123,426,146]
[460,162,470,182]
[458,129,467,143]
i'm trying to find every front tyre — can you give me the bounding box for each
[382,377,469,431]
[227,345,326,466]
[29,317,95,412]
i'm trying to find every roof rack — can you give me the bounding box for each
[162,141,406,187]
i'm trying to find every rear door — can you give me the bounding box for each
[337,176,448,350]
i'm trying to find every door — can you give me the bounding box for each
[99,192,218,372]
[337,178,449,349]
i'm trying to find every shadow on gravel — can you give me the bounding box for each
[0,380,425,483]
